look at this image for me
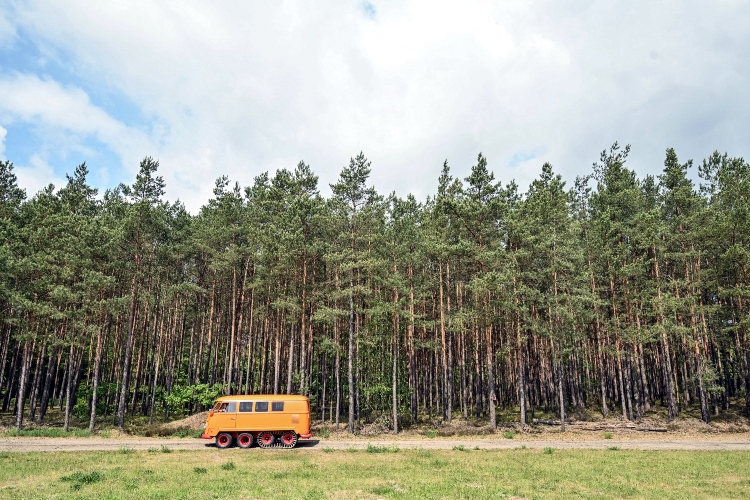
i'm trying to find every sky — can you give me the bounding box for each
[1,0,749,212]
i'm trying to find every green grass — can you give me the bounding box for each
[366,444,399,453]
[1,449,749,499]
[502,430,515,439]
[3,428,92,438]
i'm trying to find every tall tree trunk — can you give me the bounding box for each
[558,357,566,432]
[15,341,33,430]
[227,264,238,394]
[485,295,496,430]
[348,279,356,433]
[89,316,110,432]
[514,274,526,426]
[286,323,295,394]
[392,267,399,433]
[408,265,417,423]
[439,260,450,422]
[118,275,138,430]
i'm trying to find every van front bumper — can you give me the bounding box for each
[299,433,312,439]
[201,433,213,439]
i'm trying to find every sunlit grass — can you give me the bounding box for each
[1,449,749,499]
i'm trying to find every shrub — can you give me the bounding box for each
[502,430,515,439]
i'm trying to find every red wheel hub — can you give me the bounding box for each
[260,433,274,446]
[281,432,295,445]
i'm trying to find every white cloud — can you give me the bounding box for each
[0,125,6,158]
[14,154,66,197]
[0,73,152,171]
[3,0,750,210]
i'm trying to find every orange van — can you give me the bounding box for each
[201,394,312,449]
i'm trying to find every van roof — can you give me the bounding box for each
[215,394,309,402]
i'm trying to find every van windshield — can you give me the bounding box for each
[213,402,236,412]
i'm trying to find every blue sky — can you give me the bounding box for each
[1,1,749,211]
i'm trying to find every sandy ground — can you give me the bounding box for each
[1,434,749,452]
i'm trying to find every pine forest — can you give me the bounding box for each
[1,142,749,433]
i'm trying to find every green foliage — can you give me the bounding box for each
[221,461,235,470]
[502,430,515,439]
[164,383,223,415]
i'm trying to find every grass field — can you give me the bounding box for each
[1,448,749,499]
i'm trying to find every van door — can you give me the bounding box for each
[211,402,237,430]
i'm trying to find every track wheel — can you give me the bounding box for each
[280,431,298,448]
[237,432,254,449]
[258,431,275,448]
[216,432,233,449]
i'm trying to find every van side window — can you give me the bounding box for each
[239,402,253,412]
[255,402,268,412]
[272,402,284,412]
[225,402,237,413]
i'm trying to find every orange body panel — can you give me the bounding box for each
[202,394,311,439]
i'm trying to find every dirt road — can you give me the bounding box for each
[1,436,749,452]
